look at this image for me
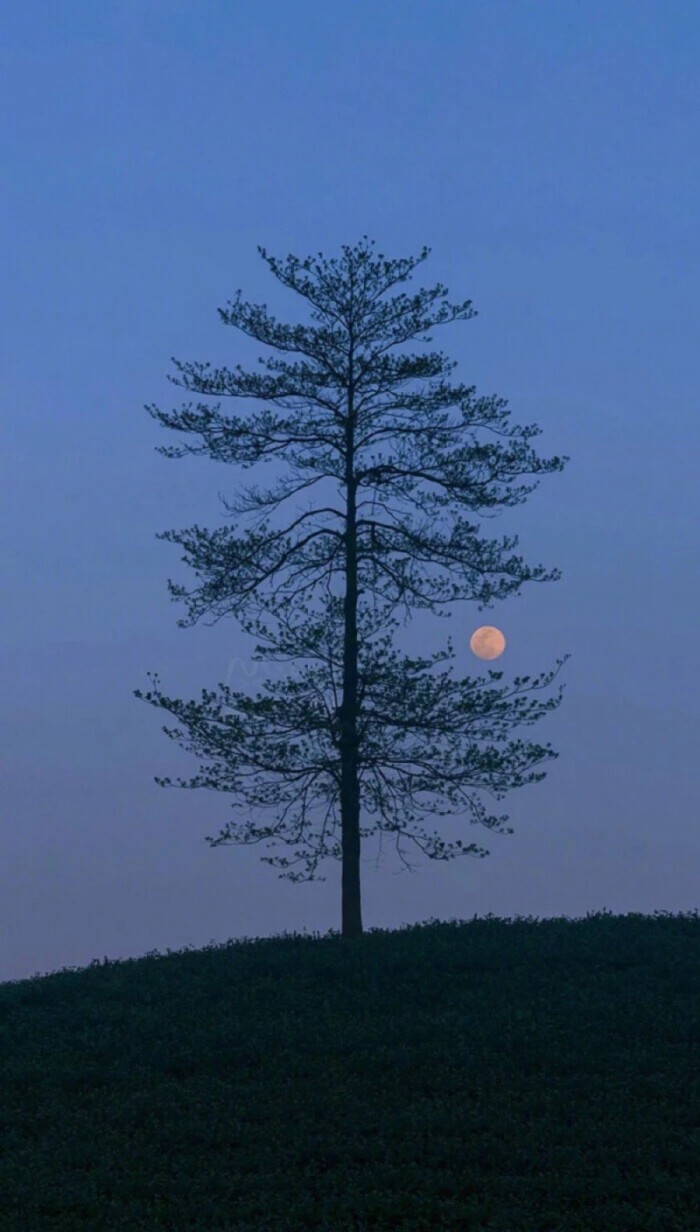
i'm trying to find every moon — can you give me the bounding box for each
[469,625,506,660]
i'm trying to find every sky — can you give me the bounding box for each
[2,0,698,988]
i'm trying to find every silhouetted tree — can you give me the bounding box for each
[133,236,571,940]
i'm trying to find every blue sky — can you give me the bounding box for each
[2,0,698,986]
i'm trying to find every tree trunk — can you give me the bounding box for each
[340,373,363,940]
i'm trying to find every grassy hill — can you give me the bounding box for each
[1,908,697,1231]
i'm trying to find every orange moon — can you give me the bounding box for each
[469,625,506,660]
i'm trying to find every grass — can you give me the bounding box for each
[1,908,697,1231]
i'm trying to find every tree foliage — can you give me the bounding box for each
[134,236,571,938]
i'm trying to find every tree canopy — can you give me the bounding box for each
[134,236,571,938]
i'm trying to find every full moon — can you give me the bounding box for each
[469,625,506,660]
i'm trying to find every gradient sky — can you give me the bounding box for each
[2,1,698,988]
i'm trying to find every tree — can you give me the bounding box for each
[133,236,571,941]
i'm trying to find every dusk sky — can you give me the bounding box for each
[2,1,698,988]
